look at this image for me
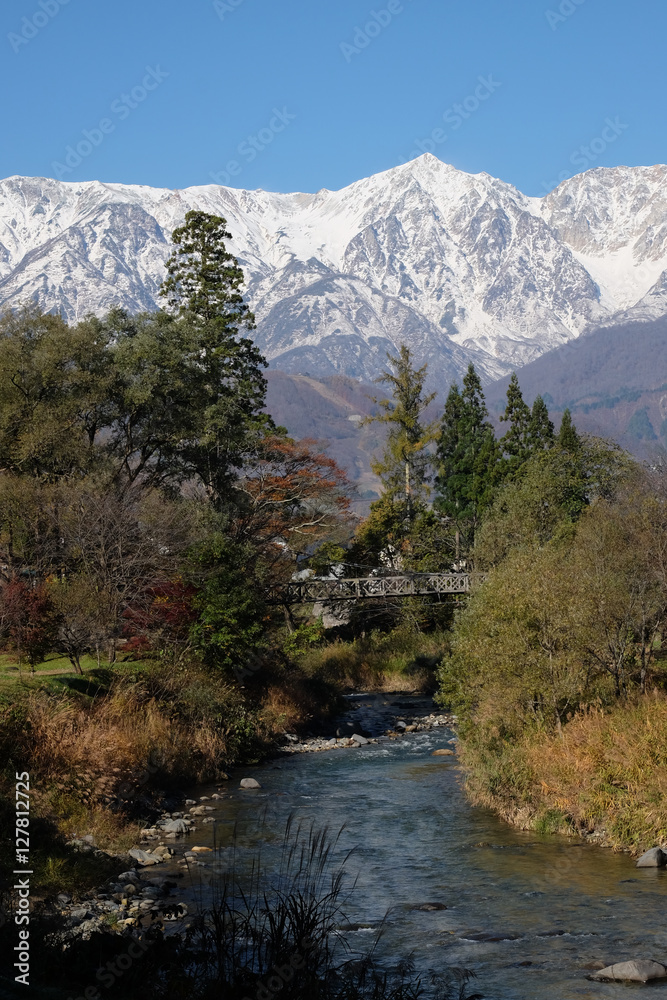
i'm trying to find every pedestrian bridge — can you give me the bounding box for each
[266,573,472,605]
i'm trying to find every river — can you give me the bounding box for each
[168,694,667,999]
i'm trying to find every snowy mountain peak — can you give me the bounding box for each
[1,157,667,384]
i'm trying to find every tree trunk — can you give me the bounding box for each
[405,460,411,522]
[283,604,296,634]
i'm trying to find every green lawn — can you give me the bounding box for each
[0,652,151,699]
[0,652,103,675]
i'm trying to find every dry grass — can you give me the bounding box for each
[0,662,259,853]
[300,630,447,694]
[462,693,667,854]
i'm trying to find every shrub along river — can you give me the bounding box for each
[165,694,667,999]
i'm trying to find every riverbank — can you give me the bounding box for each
[0,631,447,899]
[454,694,667,856]
[36,698,456,942]
[19,703,667,1000]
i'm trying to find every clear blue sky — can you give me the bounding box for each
[2,0,664,196]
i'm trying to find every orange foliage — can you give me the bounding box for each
[236,436,352,550]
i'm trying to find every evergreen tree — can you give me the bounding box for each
[529,395,555,451]
[436,364,499,555]
[499,373,532,475]
[156,211,272,500]
[365,345,436,520]
[558,408,581,452]
[160,210,255,329]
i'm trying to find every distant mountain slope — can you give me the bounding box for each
[268,316,667,484]
[265,372,382,498]
[3,157,667,387]
[485,316,667,454]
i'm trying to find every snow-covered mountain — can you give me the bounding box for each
[2,155,667,385]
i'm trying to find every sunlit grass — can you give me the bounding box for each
[0,651,103,674]
[461,693,667,853]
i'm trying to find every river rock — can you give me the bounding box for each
[432,749,455,756]
[351,734,368,745]
[240,778,262,789]
[636,847,667,867]
[140,887,163,899]
[161,819,189,835]
[589,960,667,982]
[116,870,140,883]
[128,849,163,866]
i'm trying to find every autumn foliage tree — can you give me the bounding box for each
[0,579,60,671]
[235,435,352,565]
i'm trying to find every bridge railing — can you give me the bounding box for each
[265,572,473,605]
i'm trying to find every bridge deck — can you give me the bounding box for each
[266,573,471,605]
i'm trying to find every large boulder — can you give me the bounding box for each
[240,778,262,789]
[589,960,667,982]
[636,847,667,867]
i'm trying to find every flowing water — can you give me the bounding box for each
[171,694,667,999]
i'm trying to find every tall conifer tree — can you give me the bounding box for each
[558,408,581,452]
[529,395,555,451]
[500,373,532,475]
[157,210,271,501]
[436,363,498,554]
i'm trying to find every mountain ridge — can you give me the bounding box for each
[3,156,667,387]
